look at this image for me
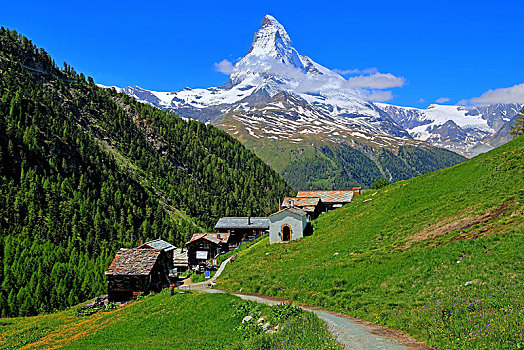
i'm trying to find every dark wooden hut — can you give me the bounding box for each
[186,233,231,270]
[105,248,170,302]
[296,190,354,212]
[282,196,323,221]
[138,238,176,269]
[214,217,269,247]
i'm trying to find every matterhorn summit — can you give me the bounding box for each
[112,15,523,157]
[118,14,402,135]
[231,15,339,82]
[242,15,300,68]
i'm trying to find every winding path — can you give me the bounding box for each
[180,259,429,350]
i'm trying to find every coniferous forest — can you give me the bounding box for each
[0,28,293,316]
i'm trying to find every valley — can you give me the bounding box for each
[1,8,523,350]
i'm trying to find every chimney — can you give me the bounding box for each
[139,238,143,246]
[248,216,251,225]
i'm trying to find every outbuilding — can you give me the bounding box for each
[269,207,307,244]
[282,196,322,221]
[296,190,354,212]
[186,233,231,270]
[214,217,269,247]
[138,238,176,269]
[105,248,171,302]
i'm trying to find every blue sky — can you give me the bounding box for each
[2,0,523,107]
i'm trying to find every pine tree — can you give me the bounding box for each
[510,109,524,137]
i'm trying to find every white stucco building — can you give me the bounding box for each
[269,207,307,244]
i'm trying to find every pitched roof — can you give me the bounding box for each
[270,207,307,217]
[139,239,176,252]
[282,197,321,208]
[301,206,317,213]
[105,248,162,276]
[187,233,231,245]
[296,190,354,203]
[214,217,270,230]
[173,248,188,266]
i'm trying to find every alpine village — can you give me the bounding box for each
[1,7,524,350]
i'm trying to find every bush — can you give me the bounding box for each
[270,303,303,323]
[75,307,97,317]
[371,179,390,189]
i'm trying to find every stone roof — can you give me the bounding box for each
[188,233,231,245]
[296,190,353,204]
[214,217,270,230]
[173,248,188,266]
[105,248,161,276]
[139,239,176,252]
[282,197,321,208]
[301,206,317,213]
[270,207,307,217]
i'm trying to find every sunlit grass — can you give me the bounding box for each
[217,136,524,349]
[0,290,341,349]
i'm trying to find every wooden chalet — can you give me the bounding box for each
[186,233,231,270]
[138,238,176,269]
[214,217,269,247]
[282,196,323,220]
[172,247,189,274]
[105,248,170,302]
[296,190,354,212]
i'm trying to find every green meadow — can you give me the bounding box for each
[0,291,341,349]
[217,135,524,349]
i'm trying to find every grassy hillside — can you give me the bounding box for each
[0,290,341,350]
[217,135,524,349]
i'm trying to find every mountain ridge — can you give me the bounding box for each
[109,15,522,160]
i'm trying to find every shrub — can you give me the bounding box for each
[371,179,390,189]
[270,303,303,323]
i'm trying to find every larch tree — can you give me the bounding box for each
[510,109,524,137]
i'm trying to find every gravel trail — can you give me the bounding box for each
[180,259,429,349]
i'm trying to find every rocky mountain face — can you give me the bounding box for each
[117,15,409,138]
[377,103,524,157]
[108,15,521,188]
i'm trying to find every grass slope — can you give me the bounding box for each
[0,291,341,350]
[217,135,524,349]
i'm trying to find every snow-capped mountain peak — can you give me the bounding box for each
[107,15,523,158]
[249,15,294,59]
[231,15,342,86]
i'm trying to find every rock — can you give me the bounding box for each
[464,281,473,286]
[262,322,270,331]
[334,252,339,256]
[242,315,253,323]
[80,303,95,310]
[257,316,266,324]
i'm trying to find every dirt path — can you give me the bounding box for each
[180,260,430,350]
